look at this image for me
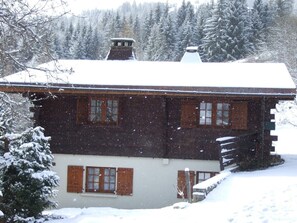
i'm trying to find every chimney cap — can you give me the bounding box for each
[111,38,135,42]
[185,46,199,53]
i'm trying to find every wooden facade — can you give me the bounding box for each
[32,93,278,164]
[0,60,295,208]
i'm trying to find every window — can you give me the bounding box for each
[90,98,118,124]
[77,97,119,125]
[199,102,212,125]
[216,103,230,126]
[197,172,217,184]
[198,102,230,127]
[181,100,232,128]
[177,170,218,198]
[67,165,133,196]
[86,167,116,193]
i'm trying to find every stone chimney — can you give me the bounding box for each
[105,38,136,60]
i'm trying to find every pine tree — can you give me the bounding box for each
[63,22,75,59]
[251,0,267,51]
[0,127,59,222]
[275,0,294,17]
[226,0,252,61]
[160,14,176,61]
[201,0,232,62]
[174,1,196,61]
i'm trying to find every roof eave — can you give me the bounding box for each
[0,83,295,99]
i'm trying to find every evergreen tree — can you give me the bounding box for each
[160,14,176,61]
[275,0,294,17]
[196,3,214,61]
[174,1,196,61]
[176,0,187,28]
[143,23,164,61]
[250,0,266,51]
[201,0,232,62]
[88,28,102,60]
[226,0,252,61]
[140,10,154,57]
[63,22,75,59]
[0,127,59,222]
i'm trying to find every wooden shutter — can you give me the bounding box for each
[177,170,195,199]
[117,168,133,196]
[67,165,84,193]
[181,101,197,128]
[76,97,89,124]
[231,102,248,130]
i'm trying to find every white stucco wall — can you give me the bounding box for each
[52,154,220,209]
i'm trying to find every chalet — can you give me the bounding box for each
[0,40,295,209]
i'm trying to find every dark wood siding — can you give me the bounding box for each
[37,95,167,158]
[34,94,274,161]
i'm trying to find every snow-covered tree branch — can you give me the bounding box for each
[0,0,68,76]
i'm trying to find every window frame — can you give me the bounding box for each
[89,97,119,125]
[196,171,218,184]
[215,102,230,127]
[181,99,249,130]
[199,102,213,126]
[198,101,230,128]
[76,96,119,126]
[177,170,218,199]
[67,165,133,196]
[85,166,117,194]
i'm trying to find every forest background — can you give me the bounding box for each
[51,0,297,83]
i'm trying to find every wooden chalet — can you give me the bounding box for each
[0,47,295,208]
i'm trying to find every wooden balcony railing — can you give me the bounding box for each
[216,132,260,170]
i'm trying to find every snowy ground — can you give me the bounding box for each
[46,124,297,223]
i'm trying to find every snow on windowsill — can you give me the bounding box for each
[80,193,118,199]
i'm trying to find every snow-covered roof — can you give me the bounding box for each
[0,60,295,97]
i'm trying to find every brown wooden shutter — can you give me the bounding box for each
[177,170,195,199]
[67,165,84,193]
[117,168,133,196]
[77,97,89,124]
[181,101,197,128]
[231,102,248,130]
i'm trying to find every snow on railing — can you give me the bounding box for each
[216,132,259,170]
[192,170,232,202]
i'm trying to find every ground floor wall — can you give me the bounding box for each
[52,154,220,209]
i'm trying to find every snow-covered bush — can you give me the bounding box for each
[275,99,297,126]
[0,127,59,222]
